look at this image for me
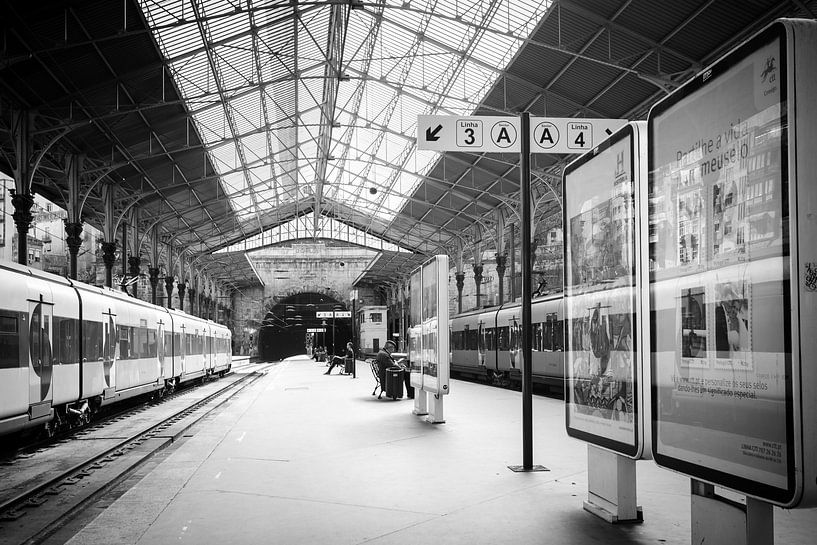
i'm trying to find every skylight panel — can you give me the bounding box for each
[141,0,552,248]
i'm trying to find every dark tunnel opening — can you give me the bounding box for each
[257,292,353,362]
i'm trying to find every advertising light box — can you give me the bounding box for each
[648,19,817,507]
[563,122,650,458]
[409,255,450,395]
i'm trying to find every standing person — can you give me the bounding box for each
[325,341,354,375]
[375,340,397,395]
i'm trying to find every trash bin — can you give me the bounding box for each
[385,366,404,399]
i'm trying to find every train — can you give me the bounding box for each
[449,292,564,390]
[0,260,232,439]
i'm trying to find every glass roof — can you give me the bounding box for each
[216,211,411,254]
[139,0,551,242]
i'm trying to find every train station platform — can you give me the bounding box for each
[65,355,816,545]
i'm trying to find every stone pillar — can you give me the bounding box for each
[10,191,34,265]
[177,282,186,313]
[455,272,465,314]
[473,264,484,310]
[148,267,160,305]
[128,256,141,299]
[164,276,174,308]
[188,288,196,317]
[496,254,507,306]
[101,241,117,288]
[64,221,83,280]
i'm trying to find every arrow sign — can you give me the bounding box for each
[417,115,520,152]
[418,115,627,154]
[425,124,442,141]
[529,117,627,154]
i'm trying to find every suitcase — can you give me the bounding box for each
[344,356,354,375]
[385,367,404,399]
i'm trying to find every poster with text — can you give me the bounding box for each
[564,128,639,455]
[648,26,792,500]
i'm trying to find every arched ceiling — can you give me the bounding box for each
[1,0,815,291]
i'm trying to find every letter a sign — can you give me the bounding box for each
[530,117,627,154]
[418,115,520,152]
[418,115,626,154]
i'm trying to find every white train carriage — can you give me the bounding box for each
[0,262,81,434]
[210,321,232,376]
[449,294,565,389]
[0,260,233,439]
[168,309,209,385]
[531,294,565,388]
[450,308,484,379]
[71,283,168,406]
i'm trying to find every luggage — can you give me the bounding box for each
[385,366,404,399]
[344,356,354,375]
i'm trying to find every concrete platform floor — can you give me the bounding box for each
[65,355,816,544]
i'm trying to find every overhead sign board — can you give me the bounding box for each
[307,328,326,333]
[316,310,351,318]
[417,115,521,153]
[530,117,627,154]
[417,115,627,154]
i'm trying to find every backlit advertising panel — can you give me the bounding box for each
[648,23,794,504]
[564,124,643,457]
[409,255,450,395]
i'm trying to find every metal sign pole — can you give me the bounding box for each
[509,111,547,473]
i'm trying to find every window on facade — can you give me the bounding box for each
[370,313,382,323]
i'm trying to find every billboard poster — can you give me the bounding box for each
[648,26,793,501]
[408,255,450,394]
[564,127,639,454]
[409,271,423,387]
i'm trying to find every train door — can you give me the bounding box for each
[28,296,53,419]
[477,320,486,366]
[102,309,117,393]
[179,323,186,375]
[509,317,521,369]
[157,317,166,378]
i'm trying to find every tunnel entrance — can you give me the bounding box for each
[257,292,352,362]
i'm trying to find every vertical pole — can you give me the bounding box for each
[510,224,516,301]
[520,112,533,470]
[352,297,357,379]
[121,222,128,291]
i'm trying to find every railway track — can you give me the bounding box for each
[0,362,273,545]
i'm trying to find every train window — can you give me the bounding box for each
[135,327,149,358]
[452,330,464,350]
[497,326,509,351]
[54,317,79,364]
[147,329,157,358]
[0,312,20,368]
[118,325,133,360]
[83,320,103,361]
[465,329,478,350]
[30,304,41,364]
[532,323,543,351]
[553,320,564,351]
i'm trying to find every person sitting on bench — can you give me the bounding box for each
[374,340,398,390]
[325,341,354,375]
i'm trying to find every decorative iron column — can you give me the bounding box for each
[10,191,34,265]
[128,256,141,298]
[164,276,174,308]
[472,264,483,310]
[64,221,83,280]
[455,272,465,314]
[101,241,117,288]
[188,288,196,317]
[148,267,160,305]
[496,254,507,305]
[177,282,186,313]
